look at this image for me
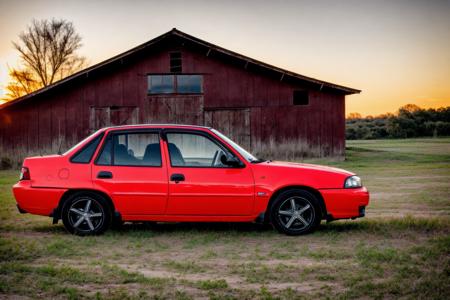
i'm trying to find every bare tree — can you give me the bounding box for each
[4,19,86,100]
[4,68,40,99]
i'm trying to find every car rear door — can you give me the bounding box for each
[91,129,168,216]
[163,129,255,216]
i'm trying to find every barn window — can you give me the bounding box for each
[177,75,203,93]
[148,75,175,94]
[293,90,309,106]
[170,52,182,73]
[148,75,203,94]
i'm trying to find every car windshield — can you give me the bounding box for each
[210,129,260,163]
[63,130,104,155]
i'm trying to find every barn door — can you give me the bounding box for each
[204,109,251,149]
[146,96,204,125]
[89,106,139,132]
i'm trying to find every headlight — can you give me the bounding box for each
[344,175,362,188]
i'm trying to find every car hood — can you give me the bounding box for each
[264,161,354,176]
[250,160,355,189]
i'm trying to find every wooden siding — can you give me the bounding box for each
[146,95,204,125]
[0,42,346,165]
[204,109,251,150]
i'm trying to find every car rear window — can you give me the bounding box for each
[70,133,104,163]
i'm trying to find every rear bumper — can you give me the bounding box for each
[319,187,370,220]
[13,181,66,217]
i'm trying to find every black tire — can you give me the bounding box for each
[110,212,124,230]
[270,189,321,235]
[110,218,124,230]
[61,192,112,236]
[143,221,157,228]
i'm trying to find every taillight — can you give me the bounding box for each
[20,167,30,180]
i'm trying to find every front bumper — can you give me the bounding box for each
[13,181,66,217]
[319,187,370,220]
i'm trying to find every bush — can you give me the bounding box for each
[0,157,12,170]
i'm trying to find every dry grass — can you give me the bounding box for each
[252,137,344,161]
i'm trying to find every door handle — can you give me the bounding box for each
[170,173,185,183]
[97,171,113,179]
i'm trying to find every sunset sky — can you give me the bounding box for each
[0,0,449,116]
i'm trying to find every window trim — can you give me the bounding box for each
[162,129,245,169]
[147,74,203,95]
[94,129,163,168]
[70,132,105,164]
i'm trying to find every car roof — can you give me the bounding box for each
[104,124,212,131]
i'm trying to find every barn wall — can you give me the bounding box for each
[0,42,347,166]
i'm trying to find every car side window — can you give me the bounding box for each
[96,137,112,165]
[166,132,234,167]
[71,133,104,163]
[96,132,162,167]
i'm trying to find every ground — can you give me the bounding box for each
[1,138,449,299]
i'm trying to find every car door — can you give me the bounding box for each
[163,130,255,216]
[92,129,168,216]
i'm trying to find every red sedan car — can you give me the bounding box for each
[13,125,369,236]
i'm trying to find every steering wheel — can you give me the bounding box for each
[211,149,225,167]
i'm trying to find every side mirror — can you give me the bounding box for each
[220,154,243,167]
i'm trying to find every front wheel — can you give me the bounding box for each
[61,193,112,236]
[270,189,321,235]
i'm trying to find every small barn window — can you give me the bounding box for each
[170,52,182,73]
[177,75,203,93]
[148,75,175,94]
[293,90,309,106]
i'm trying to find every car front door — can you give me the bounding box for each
[92,130,168,216]
[163,130,255,216]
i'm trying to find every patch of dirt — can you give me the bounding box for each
[0,295,34,300]
[118,263,342,293]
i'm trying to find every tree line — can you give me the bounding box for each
[346,104,450,140]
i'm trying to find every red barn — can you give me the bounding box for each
[0,29,359,166]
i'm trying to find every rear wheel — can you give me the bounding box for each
[270,189,321,235]
[61,193,112,236]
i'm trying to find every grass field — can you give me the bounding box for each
[1,138,449,299]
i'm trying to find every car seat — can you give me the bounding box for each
[143,143,162,166]
[168,143,185,166]
[115,144,130,164]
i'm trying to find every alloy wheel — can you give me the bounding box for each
[67,197,105,233]
[277,196,314,231]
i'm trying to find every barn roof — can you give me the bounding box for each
[0,28,360,110]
